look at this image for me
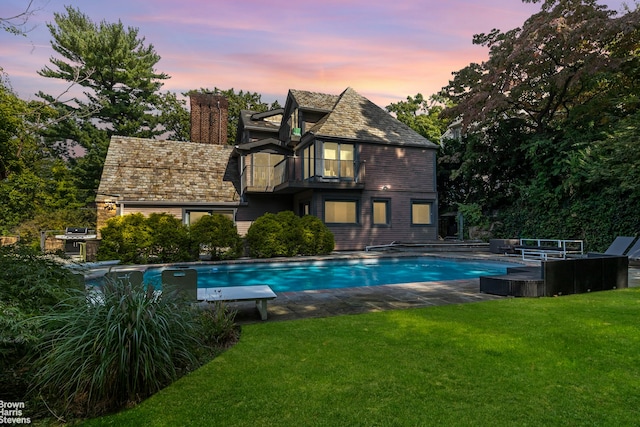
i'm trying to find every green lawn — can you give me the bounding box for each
[84,288,640,426]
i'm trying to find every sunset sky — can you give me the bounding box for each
[1,0,629,108]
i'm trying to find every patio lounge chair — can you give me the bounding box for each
[603,236,636,255]
[162,268,198,301]
[625,238,640,260]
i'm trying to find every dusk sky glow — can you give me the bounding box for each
[1,0,629,108]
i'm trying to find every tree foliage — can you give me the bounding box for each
[188,87,281,143]
[37,6,188,197]
[442,0,638,134]
[190,214,243,260]
[39,6,169,137]
[0,71,92,235]
[437,0,640,248]
[386,93,451,143]
[0,244,81,403]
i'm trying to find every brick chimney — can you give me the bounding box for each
[190,93,229,145]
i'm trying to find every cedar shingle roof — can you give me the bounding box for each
[310,87,438,147]
[97,136,240,203]
[289,89,340,111]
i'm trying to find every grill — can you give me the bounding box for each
[55,227,97,240]
[53,227,98,261]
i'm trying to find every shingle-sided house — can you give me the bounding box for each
[96,87,438,251]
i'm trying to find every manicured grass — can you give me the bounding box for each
[83,288,640,426]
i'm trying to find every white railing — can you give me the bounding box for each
[516,238,584,261]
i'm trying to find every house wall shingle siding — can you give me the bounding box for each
[310,144,437,251]
[97,87,439,253]
[362,145,436,192]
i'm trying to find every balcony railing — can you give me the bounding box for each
[242,156,365,193]
[241,165,278,192]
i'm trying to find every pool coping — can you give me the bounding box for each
[206,251,535,323]
[77,250,639,323]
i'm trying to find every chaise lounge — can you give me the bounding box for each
[625,238,640,264]
[600,236,636,256]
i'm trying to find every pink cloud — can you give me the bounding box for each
[3,0,631,109]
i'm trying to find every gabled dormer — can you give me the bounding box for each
[280,89,339,145]
[235,109,291,194]
[236,109,284,144]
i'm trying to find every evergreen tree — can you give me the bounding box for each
[37,6,188,199]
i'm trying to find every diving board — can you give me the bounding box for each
[198,285,277,320]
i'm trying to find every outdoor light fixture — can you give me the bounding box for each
[382,185,389,191]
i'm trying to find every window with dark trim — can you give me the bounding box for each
[323,142,354,179]
[324,200,358,224]
[372,199,390,226]
[303,145,315,180]
[300,201,311,216]
[184,210,234,226]
[411,201,433,225]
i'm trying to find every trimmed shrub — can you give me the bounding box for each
[245,213,287,258]
[275,210,304,257]
[190,214,243,260]
[299,215,335,255]
[98,213,194,264]
[246,211,334,258]
[146,213,193,262]
[97,213,152,263]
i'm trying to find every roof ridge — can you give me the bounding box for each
[311,88,438,147]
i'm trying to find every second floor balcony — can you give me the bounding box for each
[241,156,366,194]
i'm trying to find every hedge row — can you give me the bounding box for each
[97,211,334,263]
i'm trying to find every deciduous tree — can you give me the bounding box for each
[438,0,640,243]
[386,93,450,143]
[442,0,639,134]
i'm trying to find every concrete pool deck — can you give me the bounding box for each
[226,251,640,324]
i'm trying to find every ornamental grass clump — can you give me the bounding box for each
[31,277,205,418]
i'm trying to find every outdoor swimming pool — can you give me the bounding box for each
[142,257,519,293]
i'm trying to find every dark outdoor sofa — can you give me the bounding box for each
[480,254,628,297]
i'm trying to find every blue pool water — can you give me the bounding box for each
[142,257,518,293]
